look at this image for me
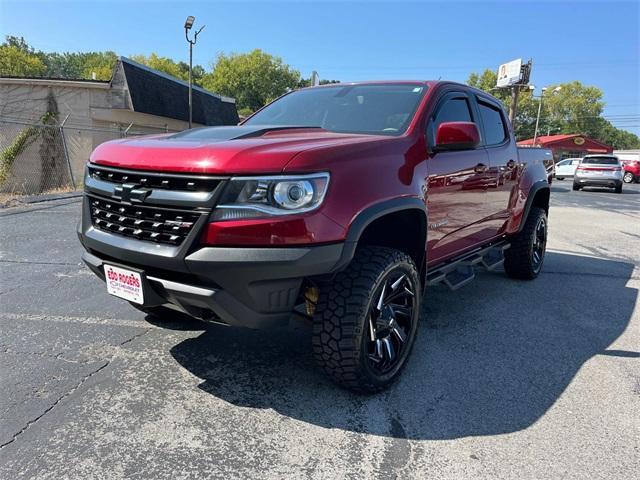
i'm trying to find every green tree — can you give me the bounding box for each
[541,81,604,137]
[0,44,46,76]
[2,36,116,80]
[131,53,205,85]
[203,49,301,111]
[77,52,118,80]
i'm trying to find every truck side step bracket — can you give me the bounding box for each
[444,265,475,290]
[426,242,510,291]
[481,244,510,271]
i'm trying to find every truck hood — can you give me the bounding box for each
[90,125,390,174]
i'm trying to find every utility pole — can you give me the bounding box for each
[532,87,547,146]
[533,86,561,146]
[509,87,520,127]
[184,16,205,129]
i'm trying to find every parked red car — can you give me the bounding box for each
[79,81,552,392]
[621,158,640,183]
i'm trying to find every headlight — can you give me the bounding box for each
[211,173,330,221]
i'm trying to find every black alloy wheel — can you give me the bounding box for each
[531,215,547,274]
[365,271,416,374]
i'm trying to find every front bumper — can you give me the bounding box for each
[78,194,349,328]
[81,244,345,328]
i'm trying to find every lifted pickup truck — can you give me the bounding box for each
[79,81,552,392]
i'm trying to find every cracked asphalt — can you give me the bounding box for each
[1,183,639,479]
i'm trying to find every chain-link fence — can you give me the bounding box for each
[0,117,180,195]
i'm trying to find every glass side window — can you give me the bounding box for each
[478,101,507,145]
[428,97,472,144]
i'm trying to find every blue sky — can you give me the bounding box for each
[1,0,639,135]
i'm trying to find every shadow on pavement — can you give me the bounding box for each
[169,252,637,440]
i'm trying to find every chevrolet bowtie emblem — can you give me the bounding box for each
[113,183,151,204]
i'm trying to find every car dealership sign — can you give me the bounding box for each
[496,58,523,87]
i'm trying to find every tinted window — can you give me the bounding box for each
[434,98,472,125]
[582,156,618,165]
[245,84,427,136]
[478,102,507,145]
[429,97,472,143]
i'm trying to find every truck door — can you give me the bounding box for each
[426,92,495,265]
[475,96,518,236]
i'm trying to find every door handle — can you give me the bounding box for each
[506,159,516,169]
[474,163,488,173]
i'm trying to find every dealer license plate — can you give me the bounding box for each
[104,264,144,304]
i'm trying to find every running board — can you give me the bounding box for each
[426,243,510,291]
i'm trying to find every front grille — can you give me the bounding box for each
[88,165,219,192]
[89,197,201,246]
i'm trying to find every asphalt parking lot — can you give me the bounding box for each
[1,182,639,479]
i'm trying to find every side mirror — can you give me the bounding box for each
[435,121,481,151]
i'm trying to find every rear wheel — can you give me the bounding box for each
[572,182,581,191]
[312,246,421,393]
[623,172,634,183]
[504,207,547,280]
[615,183,623,194]
[556,176,564,181]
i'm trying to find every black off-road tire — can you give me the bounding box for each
[312,246,421,393]
[504,207,547,280]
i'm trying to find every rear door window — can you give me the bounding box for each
[478,101,507,146]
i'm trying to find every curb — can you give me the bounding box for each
[19,191,83,204]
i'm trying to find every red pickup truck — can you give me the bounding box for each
[79,81,552,392]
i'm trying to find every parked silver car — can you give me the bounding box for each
[573,155,623,193]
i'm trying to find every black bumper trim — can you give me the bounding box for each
[82,242,346,329]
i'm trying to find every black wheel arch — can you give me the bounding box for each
[518,181,550,233]
[333,197,428,279]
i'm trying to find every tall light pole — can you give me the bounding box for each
[533,86,561,146]
[184,16,205,129]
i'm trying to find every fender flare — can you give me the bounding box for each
[518,180,550,233]
[332,197,428,272]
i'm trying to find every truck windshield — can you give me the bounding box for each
[244,84,427,136]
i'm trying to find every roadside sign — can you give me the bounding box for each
[496,59,523,87]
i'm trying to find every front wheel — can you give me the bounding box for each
[623,172,634,183]
[504,207,548,280]
[312,246,421,393]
